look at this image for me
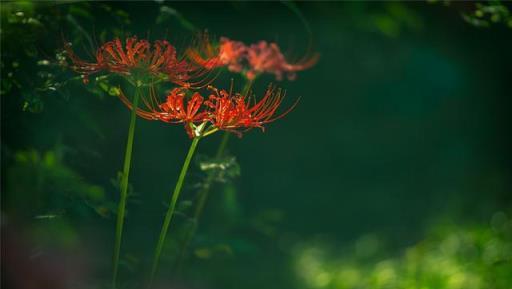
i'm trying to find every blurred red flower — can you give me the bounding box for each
[187,36,319,80]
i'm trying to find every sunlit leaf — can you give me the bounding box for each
[156,5,196,31]
[197,154,241,184]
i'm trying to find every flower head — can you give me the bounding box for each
[187,37,246,72]
[119,86,206,137]
[187,35,318,81]
[65,36,209,87]
[246,41,319,80]
[205,85,294,133]
[119,84,295,138]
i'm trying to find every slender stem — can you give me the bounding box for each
[242,78,254,95]
[112,88,141,289]
[175,78,253,270]
[175,131,230,269]
[148,137,201,287]
[216,130,231,157]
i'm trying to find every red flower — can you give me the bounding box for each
[187,37,245,72]
[119,87,207,137]
[205,85,296,134]
[119,84,296,138]
[158,89,207,123]
[217,38,247,73]
[187,36,318,81]
[246,41,319,81]
[65,36,208,86]
[121,88,205,122]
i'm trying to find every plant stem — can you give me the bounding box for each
[174,78,253,270]
[217,131,231,155]
[112,87,140,289]
[175,131,230,269]
[242,78,254,95]
[148,136,201,286]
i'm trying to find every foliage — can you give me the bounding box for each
[429,0,512,28]
[462,2,512,28]
[1,2,511,289]
[294,212,512,289]
[5,146,114,220]
[197,154,241,184]
[356,2,424,38]
[0,1,132,112]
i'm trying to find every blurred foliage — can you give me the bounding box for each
[294,211,512,289]
[155,5,197,32]
[160,155,243,266]
[355,2,424,38]
[1,2,67,112]
[0,1,134,112]
[462,2,512,28]
[196,154,241,184]
[429,0,512,28]
[5,145,115,220]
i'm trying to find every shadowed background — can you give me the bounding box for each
[2,1,511,289]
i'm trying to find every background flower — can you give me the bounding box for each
[188,36,319,80]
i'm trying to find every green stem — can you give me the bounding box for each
[242,78,254,95]
[148,136,201,286]
[175,77,253,270]
[216,129,231,157]
[175,131,230,269]
[112,88,140,289]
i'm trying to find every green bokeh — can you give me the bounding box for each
[1,1,511,289]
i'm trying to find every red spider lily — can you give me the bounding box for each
[205,85,296,134]
[159,90,206,123]
[119,87,208,137]
[119,84,296,138]
[119,87,206,123]
[65,36,210,87]
[187,37,246,72]
[246,41,319,81]
[187,36,318,81]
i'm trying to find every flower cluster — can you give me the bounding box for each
[119,85,294,138]
[188,37,319,80]
[66,35,316,138]
[65,36,208,87]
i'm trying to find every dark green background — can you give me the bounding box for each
[2,1,511,289]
